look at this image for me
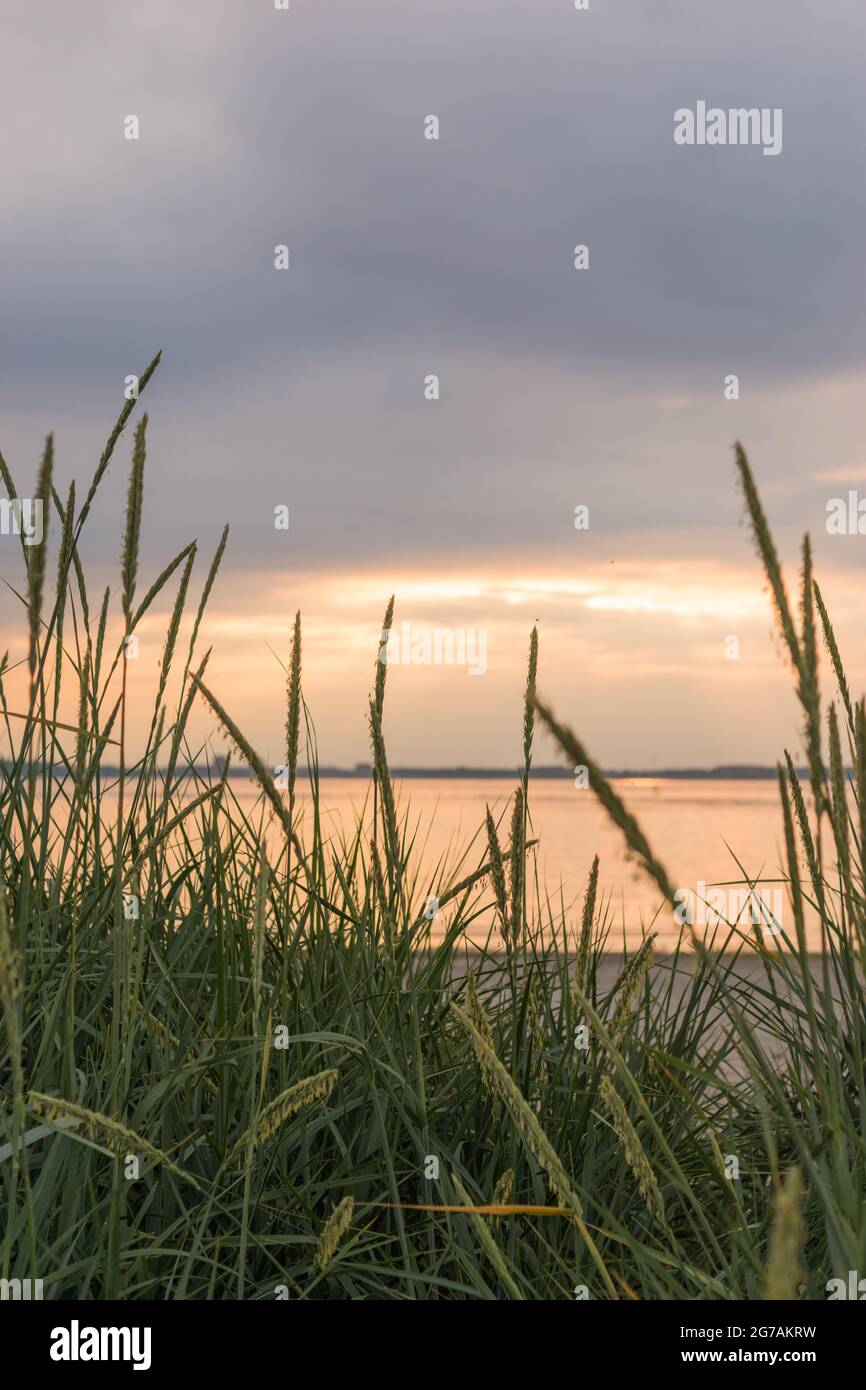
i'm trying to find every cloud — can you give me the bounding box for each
[812,468,866,483]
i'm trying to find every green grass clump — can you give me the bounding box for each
[1,368,866,1301]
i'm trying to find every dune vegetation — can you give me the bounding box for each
[1,359,864,1300]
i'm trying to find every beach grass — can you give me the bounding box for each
[1,367,864,1300]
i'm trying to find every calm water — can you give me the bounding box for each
[272,777,803,950]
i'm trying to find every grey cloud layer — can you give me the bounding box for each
[2,0,866,571]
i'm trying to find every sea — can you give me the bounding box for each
[261,776,807,951]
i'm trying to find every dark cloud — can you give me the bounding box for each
[2,0,866,573]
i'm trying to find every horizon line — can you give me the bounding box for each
[27,761,812,782]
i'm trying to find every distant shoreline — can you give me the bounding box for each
[39,762,808,781]
[321,764,795,781]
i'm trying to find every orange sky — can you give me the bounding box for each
[3,548,862,773]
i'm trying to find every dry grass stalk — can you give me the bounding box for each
[228,1068,338,1160]
[598,1074,667,1229]
[314,1195,354,1272]
[763,1167,804,1301]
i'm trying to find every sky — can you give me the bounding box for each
[2,0,866,770]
